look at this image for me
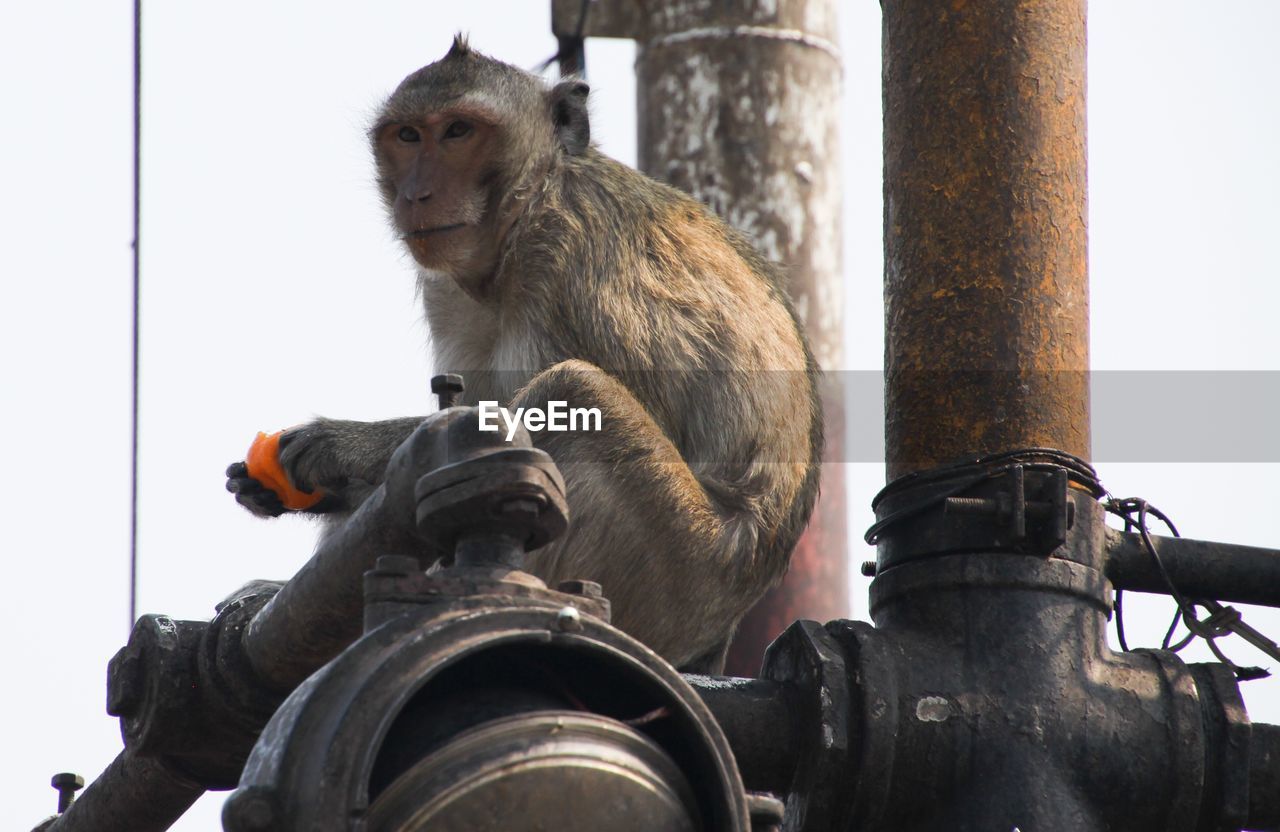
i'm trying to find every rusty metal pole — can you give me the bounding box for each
[843,7,1275,829]
[553,0,848,676]
[883,0,1090,478]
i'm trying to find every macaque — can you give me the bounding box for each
[227,36,822,672]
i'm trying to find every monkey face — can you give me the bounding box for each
[375,111,503,283]
[372,38,590,302]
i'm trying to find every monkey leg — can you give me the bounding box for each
[512,360,768,670]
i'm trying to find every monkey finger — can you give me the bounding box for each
[226,475,266,495]
[234,491,287,518]
[226,474,290,516]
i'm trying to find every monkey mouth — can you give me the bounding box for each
[406,224,467,239]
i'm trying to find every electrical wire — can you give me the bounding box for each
[129,0,142,628]
[1106,497,1271,681]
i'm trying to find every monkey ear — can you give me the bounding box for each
[549,80,591,156]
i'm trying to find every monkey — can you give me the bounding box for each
[226,35,822,673]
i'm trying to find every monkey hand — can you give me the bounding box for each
[226,423,356,517]
[225,460,290,517]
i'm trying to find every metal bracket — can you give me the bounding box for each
[870,462,1083,573]
[943,465,1074,549]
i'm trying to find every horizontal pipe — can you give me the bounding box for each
[44,751,203,832]
[685,675,801,795]
[244,485,423,691]
[1105,529,1280,608]
[46,479,429,830]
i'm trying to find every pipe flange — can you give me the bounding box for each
[107,615,206,756]
[228,604,749,831]
[760,620,854,832]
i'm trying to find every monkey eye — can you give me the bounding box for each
[397,126,421,143]
[442,120,473,140]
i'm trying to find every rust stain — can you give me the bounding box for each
[883,0,1089,479]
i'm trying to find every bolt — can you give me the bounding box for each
[557,579,603,598]
[860,560,878,577]
[556,606,582,632]
[431,373,465,409]
[51,772,84,813]
[945,495,1006,516]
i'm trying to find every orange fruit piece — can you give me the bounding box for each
[244,430,325,511]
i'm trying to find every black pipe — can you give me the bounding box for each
[686,675,802,796]
[1250,723,1280,830]
[46,410,568,831]
[44,751,203,832]
[1106,529,1280,608]
[243,485,422,692]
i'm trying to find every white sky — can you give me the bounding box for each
[2,2,1278,828]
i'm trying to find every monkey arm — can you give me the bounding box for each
[276,417,427,490]
[512,360,785,670]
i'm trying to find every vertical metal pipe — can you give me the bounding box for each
[882,0,1091,480]
[623,0,848,674]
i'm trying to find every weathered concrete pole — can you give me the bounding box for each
[554,0,848,675]
[883,0,1091,478]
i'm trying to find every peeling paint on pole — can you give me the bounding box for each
[555,0,848,674]
[637,6,843,374]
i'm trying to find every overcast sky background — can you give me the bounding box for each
[3,2,1278,827]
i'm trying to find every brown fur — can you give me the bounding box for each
[228,37,822,671]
